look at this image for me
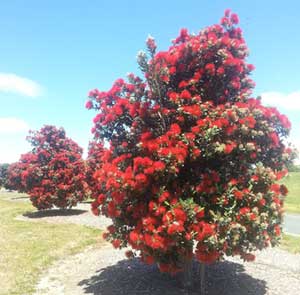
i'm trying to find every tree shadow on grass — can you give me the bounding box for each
[11,195,29,200]
[78,258,267,295]
[23,208,87,218]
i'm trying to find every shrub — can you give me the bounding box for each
[86,10,292,273]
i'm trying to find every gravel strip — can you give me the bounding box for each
[33,243,300,295]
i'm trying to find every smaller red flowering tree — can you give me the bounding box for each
[6,159,29,192]
[86,10,293,274]
[13,125,88,210]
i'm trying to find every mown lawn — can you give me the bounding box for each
[0,192,102,295]
[281,172,300,214]
[281,234,300,254]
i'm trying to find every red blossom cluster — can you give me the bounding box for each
[86,10,293,273]
[8,125,88,209]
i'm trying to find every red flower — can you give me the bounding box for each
[258,198,266,207]
[224,9,231,17]
[129,231,140,243]
[220,17,229,26]
[159,191,170,203]
[168,92,178,102]
[146,36,156,51]
[112,239,121,248]
[234,190,243,200]
[196,222,214,241]
[135,173,147,183]
[217,67,225,76]
[192,149,201,157]
[196,248,220,264]
[274,225,281,236]
[153,161,166,171]
[224,143,236,154]
[205,63,215,75]
[268,132,279,146]
[240,207,250,215]
[173,208,187,222]
[178,80,188,88]
[85,100,93,109]
[180,90,192,99]
[230,13,239,24]
[167,222,184,235]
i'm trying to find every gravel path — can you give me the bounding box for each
[33,244,300,295]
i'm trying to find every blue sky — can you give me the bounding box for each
[0,0,300,163]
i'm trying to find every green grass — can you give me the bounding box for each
[0,192,102,295]
[281,234,300,254]
[281,172,300,214]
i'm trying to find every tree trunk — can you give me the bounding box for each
[183,258,193,289]
[182,260,206,294]
[199,263,205,294]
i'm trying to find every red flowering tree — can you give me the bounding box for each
[6,159,29,192]
[12,125,88,210]
[86,10,293,274]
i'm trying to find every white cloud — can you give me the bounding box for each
[0,73,42,97]
[0,149,23,164]
[0,140,30,164]
[261,91,300,110]
[0,118,29,134]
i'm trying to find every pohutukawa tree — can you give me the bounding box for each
[6,157,30,192]
[86,10,293,274]
[13,125,88,210]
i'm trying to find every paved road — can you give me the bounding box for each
[284,214,300,236]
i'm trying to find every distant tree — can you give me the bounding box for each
[0,163,9,189]
[6,160,28,192]
[86,10,293,275]
[286,148,300,172]
[11,125,88,209]
[287,163,300,172]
